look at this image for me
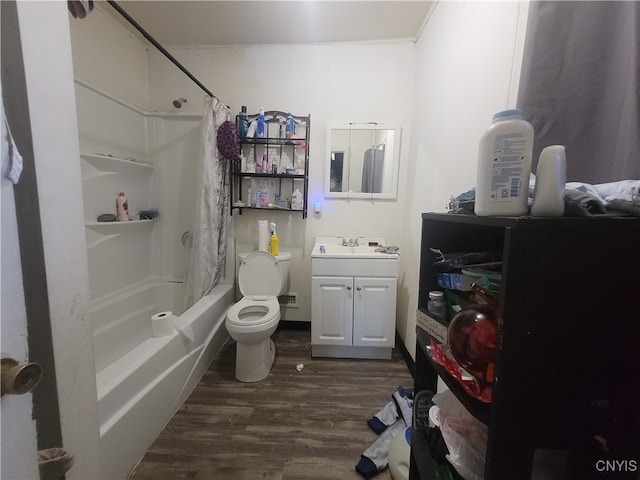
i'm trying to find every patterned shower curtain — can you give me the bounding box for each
[185,96,231,305]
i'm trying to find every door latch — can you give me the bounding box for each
[1,357,42,396]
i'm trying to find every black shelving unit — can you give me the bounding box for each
[231,110,310,218]
[412,212,640,480]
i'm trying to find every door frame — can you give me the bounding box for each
[1,2,100,478]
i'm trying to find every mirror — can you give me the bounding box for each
[325,123,401,199]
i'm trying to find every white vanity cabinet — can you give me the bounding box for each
[311,238,398,359]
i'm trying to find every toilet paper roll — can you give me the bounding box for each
[258,220,269,252]
[151,311,175,337]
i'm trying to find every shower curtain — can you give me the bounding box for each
[517,1,639,183]
[185,96,232,305]
[361,146,385,193]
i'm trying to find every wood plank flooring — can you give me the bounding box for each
[129,326,414,480]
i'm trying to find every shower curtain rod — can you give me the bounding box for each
[107,0,228,107]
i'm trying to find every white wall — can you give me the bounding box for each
[148,42,416,322]
[398,1,529,357]
[69,4,149,109]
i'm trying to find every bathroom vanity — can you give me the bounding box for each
[310,237,398,359]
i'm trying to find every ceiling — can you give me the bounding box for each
[106,1,435,46]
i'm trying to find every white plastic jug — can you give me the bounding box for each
[474,109,534,216]
[388,427,410,480]
[531,145,566,217]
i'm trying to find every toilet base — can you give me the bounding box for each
[235,338,276,382]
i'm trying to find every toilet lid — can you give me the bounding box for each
[238,251,282,298]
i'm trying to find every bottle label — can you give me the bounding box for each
[490,133,527,200]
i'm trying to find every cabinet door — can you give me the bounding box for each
[311,276,353,346]
[353,277,397,347]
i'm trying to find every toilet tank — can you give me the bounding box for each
[238,251,291,295]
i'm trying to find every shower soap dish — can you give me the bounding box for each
[97,213,117,222]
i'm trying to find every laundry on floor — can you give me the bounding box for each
[356,386,414,479]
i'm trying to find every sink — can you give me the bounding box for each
[311,236,397,259]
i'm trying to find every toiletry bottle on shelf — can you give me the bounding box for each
[246,148,255,173]
[268,222,279,256]
[427,291,446,321]
[116,192,129,221]
[239,106,248,137]
[531,145,566,217]
[246,120,257,138]
[257,108,266,138]
[286,113,295,137]
[474,108,533,216]
[291,188,303,211]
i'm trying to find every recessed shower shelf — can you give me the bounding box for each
[81,153,153,174]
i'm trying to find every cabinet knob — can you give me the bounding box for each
[356,286,362,291]
[346,286,352,291]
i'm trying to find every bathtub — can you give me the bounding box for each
[91,280,234,479]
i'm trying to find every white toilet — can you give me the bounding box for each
[225,250,291,382]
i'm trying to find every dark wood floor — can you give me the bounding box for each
[128,326,414,480]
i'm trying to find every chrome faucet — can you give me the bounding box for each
[346,236,363,247]
[339,236,363,247]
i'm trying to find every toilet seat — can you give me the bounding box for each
[226,297,280,327]
[227,251,282,327]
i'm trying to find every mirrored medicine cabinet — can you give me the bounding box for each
[325,123,401,200]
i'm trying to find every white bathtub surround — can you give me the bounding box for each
[185,97,233,306]
[95,281,233,479]
[75,79,237,478]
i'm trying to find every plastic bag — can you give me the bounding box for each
[426,339,492,403]
[433,390,487,480]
